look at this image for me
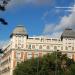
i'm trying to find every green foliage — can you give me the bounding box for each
[0,49,3,53]
[13,51,75,75]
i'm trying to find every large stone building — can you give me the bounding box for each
[0,25,75,75]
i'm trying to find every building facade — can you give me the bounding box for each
[0,25,75,75]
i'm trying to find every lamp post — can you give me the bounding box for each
[35,48,39,75]
[55,50,57,75]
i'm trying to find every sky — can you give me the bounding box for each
[0,0,75,46]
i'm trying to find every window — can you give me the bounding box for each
[18,44,22,48]
[47,45,50,49]
[18,36,24,44]
[61,46,63,50]
[32,45,35,49]
[65,46,68,50]
[68,43,71,44]
[15,44,17,48]
[39,45,42,49]
[54,46,57,50]
[21,37,24,43]
[41,38,44,42]
[26,45,28,48]
[16,52,21,60]
[28,44,31,49]
[27,52,32,59]
[22,44,24,48]
[72,47,74,50]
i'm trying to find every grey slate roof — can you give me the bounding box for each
[61,28,75,38]
[10,25,28,37]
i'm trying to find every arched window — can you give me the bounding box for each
[47,45,50,49]
[39,45,42,49]
[61,46,63,50]
[32,45,35,49]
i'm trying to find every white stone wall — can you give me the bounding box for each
[0,35,75,75]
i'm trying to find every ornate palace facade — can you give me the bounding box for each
[0,25,75,75]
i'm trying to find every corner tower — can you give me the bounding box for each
[61,28,75,59]
[10,25,28,49]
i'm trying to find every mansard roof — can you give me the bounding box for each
[61,28,75,39]
[10,25,28,37]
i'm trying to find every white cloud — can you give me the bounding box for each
[6,0,52,8]
[43,24,55,34]
[33,0,52,5]
[55,7,75,31]
[43,4,75,38]
[48,32,62,38]
[41,11,49,20]
[0,40,9,49]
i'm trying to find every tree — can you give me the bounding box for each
[0,0,10,25]
[13,51,75,75]
[0,49,3,53]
